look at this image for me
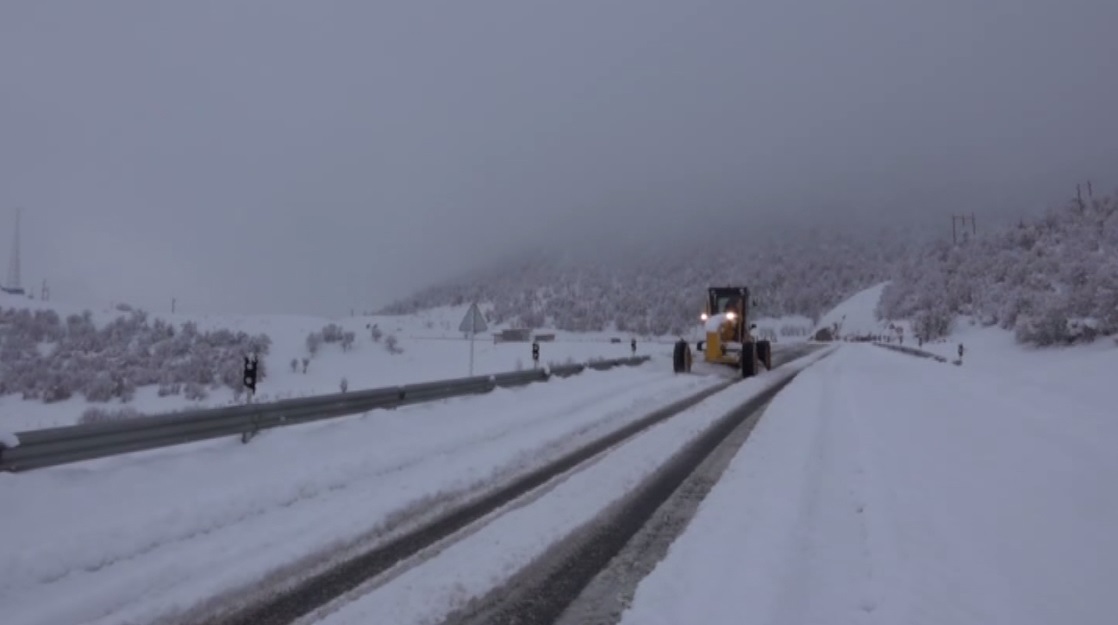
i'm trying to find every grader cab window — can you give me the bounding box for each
[708,290,745,316]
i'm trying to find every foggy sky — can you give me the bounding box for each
[2,0,1116,316]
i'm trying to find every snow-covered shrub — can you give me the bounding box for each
[384,334,403,354]
[0,306,272,403]
[79,406,146,424]
[183,382,208,401]
[85,372,116,402]
[321,323,344,343]
[881,192,1118,345]
[306,332,322,356]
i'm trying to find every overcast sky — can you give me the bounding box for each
[2,0,1116,316]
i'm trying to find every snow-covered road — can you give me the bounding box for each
[306,349,832,625]
[621,343,1118,625]
[9,338,1112,625]
[0,364,721,625]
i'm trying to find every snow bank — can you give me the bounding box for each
[623,344,1118,625]
[0,430,18,448]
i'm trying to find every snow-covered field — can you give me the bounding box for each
[0,294,670,432]
[0,363,723,625]
[621,341,1118,625]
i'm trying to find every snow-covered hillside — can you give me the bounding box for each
[382,226,917,336]
[379,191,1118,350]
[880,191,1118,345]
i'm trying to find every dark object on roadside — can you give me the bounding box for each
[672,338,693,373]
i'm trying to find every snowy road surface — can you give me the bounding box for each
[0,364,721,625]
[302,350,831,625]
[7,338,1113,625]
[621,344,1118,625]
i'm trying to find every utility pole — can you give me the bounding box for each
[5,207,23,294]
[1076,180,1094,209]
[950,214,976,244]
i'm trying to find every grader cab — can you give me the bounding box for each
[697,286,772,377]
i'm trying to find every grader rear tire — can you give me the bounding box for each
[741,341,758,378]
[757,340,772,370]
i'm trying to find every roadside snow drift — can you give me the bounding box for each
[622,344,1118,625]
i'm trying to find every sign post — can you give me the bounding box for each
[459,302,488,376]
[243,354,258,402]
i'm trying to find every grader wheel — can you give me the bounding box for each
[741,342,758,378]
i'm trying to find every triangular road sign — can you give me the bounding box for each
[459,302,488,334]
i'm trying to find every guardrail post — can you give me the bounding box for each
[242,412,262,444]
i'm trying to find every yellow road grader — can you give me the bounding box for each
[696,286,772,377]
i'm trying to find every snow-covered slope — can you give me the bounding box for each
[812,281,893,339]
[879,192,1118,345]
[383,226,916,336]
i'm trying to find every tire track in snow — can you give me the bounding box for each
[190,376,742,625]
[427,349,834,625]
[763,352,881,625]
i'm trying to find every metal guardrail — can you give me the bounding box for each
[0,356,650,473]
[873,342,959,364]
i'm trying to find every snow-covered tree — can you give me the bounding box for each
[880,192,1118,345]
[306,332,322,356]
